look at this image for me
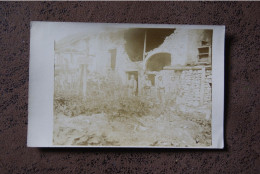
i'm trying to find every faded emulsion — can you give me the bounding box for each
[53,28,213,147]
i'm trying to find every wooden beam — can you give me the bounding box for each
[142,30,147,61]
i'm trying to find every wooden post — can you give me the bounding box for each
[140,31,147,96]
[143,30,147,61]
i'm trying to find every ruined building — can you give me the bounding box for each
[54,28,212,107]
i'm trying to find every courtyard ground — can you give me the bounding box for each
[53,102,211,147]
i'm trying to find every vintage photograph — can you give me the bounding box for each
[52,26,213,147]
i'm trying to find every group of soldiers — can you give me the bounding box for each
[127,74,167,104]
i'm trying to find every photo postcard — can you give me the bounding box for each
[28,22,225,148]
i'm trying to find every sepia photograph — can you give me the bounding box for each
[53,26,213,147]
[28,22,225,148]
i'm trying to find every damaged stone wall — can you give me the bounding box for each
[145,29,212,67]
[204,70,212,104]
[151,67,212,107]
[175,68,212,107]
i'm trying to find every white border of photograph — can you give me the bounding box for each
[27,22,225,148]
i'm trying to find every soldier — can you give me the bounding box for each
[144,75,152,97]
[128,75,137,97]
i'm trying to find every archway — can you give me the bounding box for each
[145,53,171,71]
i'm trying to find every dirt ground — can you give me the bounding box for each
[53,105,211,147]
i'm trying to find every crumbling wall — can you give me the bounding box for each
[178,70,201,106]
[175,69,212,107]
[204,70,212,104]
[146,29,210,67]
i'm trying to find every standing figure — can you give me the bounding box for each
[128,75,137,97]
[144,75,152,97]
[157,75,165,104]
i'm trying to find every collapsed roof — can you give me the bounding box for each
[124,28,175,62]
